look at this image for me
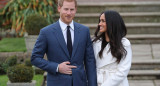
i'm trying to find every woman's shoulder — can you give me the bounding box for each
[92,39,102,49]
[122,37,131,47]
[92,39,101,45]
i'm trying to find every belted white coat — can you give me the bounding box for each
[93,38,132,86]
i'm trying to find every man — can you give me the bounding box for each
[31,0,97,86]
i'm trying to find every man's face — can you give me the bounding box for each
[58,1,77,25]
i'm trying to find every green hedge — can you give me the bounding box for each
[7,64,34,82]
[25,14,49,35]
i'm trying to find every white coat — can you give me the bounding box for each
[93,38,132,86]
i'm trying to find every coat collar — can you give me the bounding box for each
[51,21,81,60]
[93,41,117,68]
[59,19,74,31]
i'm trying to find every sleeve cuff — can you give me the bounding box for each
[56,64,59,72]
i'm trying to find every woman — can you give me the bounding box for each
[93,10,132,86]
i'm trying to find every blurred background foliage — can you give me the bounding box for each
[25,14,49,35]
[0,0,57,37]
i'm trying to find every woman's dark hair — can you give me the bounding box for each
[93,10,127,63]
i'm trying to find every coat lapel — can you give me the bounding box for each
[51,21,70,59]
[71,22,80,59]
[94,41,117,68]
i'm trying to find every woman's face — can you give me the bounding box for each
[99,13,107,33]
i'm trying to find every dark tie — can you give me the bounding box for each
[67,26,72,57]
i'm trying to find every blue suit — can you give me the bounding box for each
[31,21,97,86]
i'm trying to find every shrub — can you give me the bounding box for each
[0,62,6,75]
[25,14,49,35]
[0,15,2,28]
[1,63,8,74]
[0,9,3,28]
[3,55,17,73]
[5,55,17,66]
[25,58,32,67]
[7,64,34,82]
[35,68,45,75]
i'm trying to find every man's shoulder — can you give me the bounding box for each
[41,21,58,31]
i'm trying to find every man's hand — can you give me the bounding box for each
[58,61,77,74]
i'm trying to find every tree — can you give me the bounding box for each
[0,0,57,36]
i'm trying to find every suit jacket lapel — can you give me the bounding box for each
[52,21,70,59]
[71,22,80,59]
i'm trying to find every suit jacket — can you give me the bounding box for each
[93,38,132,86]
[31,21,97,86]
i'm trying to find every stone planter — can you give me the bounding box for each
[7,80,36,86]
[25,35,38,52]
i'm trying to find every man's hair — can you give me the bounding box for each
[58,0,77,7]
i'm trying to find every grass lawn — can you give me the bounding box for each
[0,74,43,86]
[0,38,26,52]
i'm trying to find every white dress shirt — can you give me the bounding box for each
[59,19,74,45]
[56,19,75,72]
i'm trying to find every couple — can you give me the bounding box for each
[31,0,132,86]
